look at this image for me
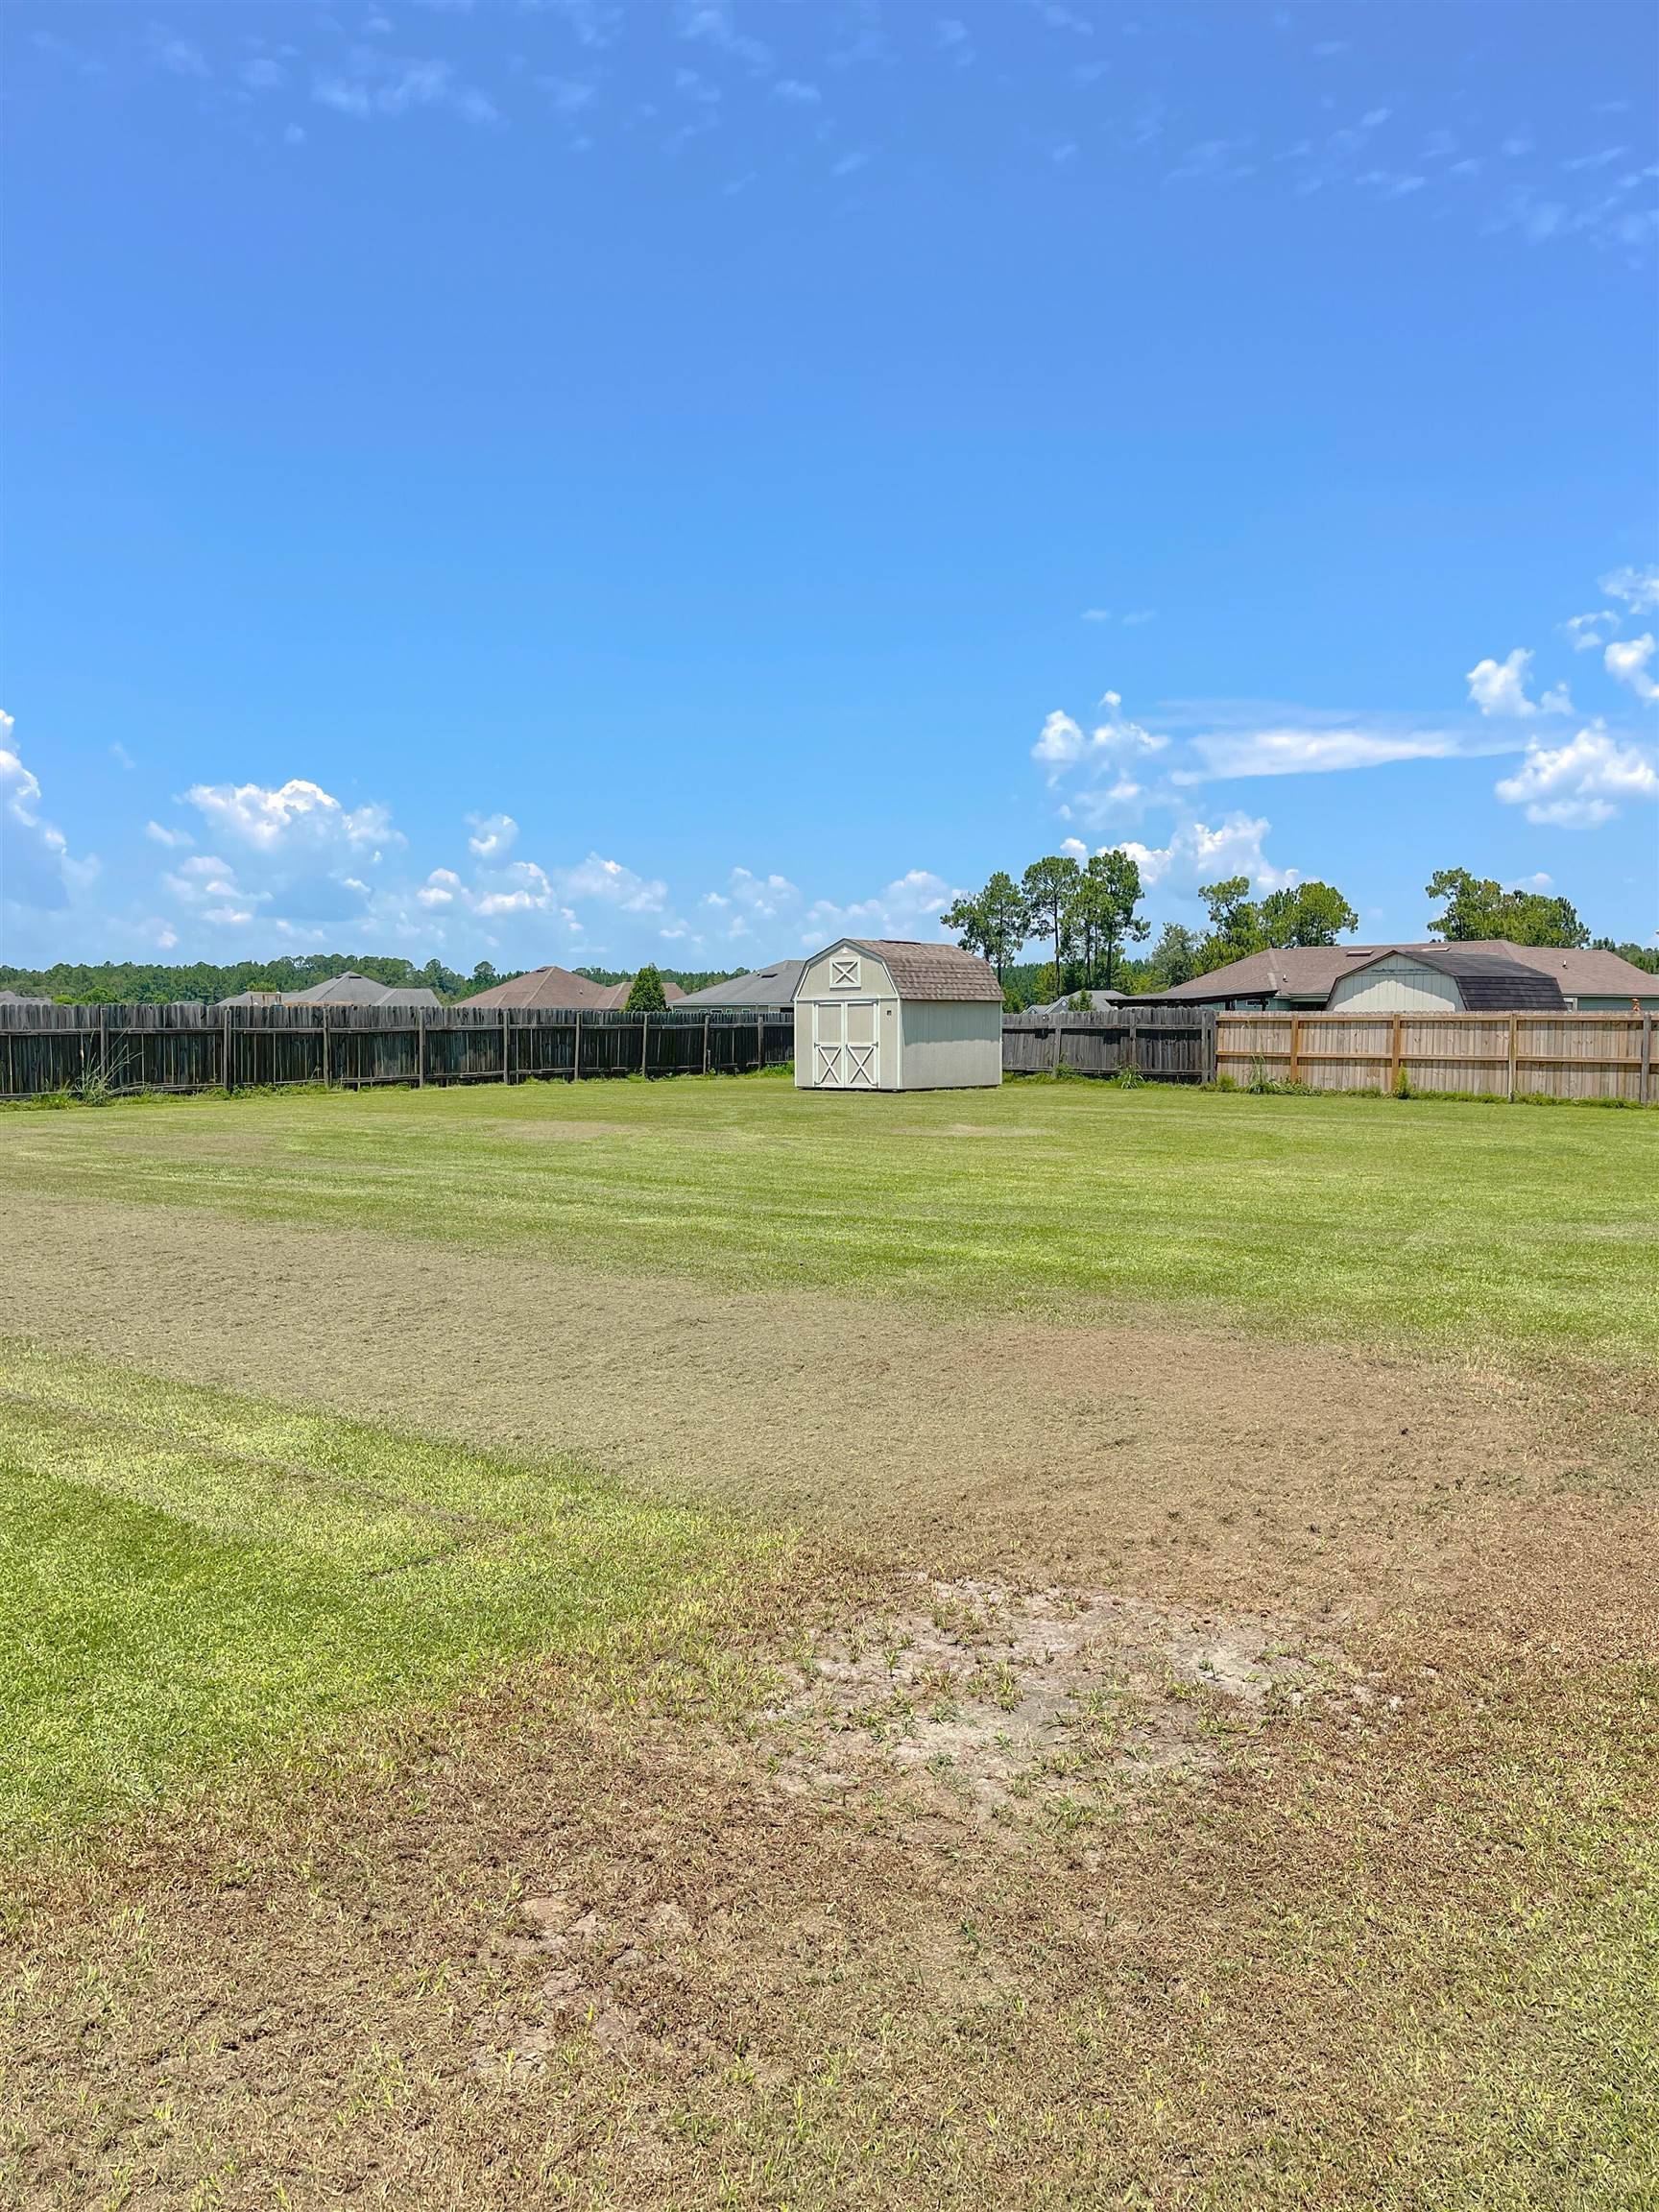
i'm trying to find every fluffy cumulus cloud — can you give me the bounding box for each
[183,776,399,854]
[1,710,98,912]
[1604,633,1659,704]
[1114,813,1298,896]
[161,854,267,927]
[1032,692,1168,781]
[1494,725,1659,828]
[1466,647,1571,718]
[801,869,963,949]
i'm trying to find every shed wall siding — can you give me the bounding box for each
[1328,957,1463,1015]
[897,1000,1002,1088]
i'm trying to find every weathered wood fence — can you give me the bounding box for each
[1215,1009,1657,1104]
[0,1001,795,1100]
[1001,1007,1216,1081]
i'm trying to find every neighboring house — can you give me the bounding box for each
[219,971,444,1009]
[0,989,49,1005]
[794,938,1003,1092]
[1030,987,1128,1015]
[677,960,806,1010]
[462,965,685,1011]
[1152,941,1659,1015]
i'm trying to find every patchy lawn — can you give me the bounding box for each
[2,1077,1655,2207]
[2,1074,1656,1364]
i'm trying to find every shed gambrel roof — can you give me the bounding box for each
[834,939,1003,1002]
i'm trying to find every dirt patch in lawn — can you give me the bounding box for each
[6,1191,1648,1630]
[760,1575,1359,1824]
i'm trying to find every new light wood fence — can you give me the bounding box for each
[1215,1009,1657,1104]
[1001,1006,1216,1081]
[0,1000,795,1100]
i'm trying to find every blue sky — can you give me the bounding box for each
[3,0,1656,973]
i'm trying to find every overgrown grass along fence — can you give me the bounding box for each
[0,1000,795,1099]
[1001,1006,1216,1082]
[1216,1008,1658,1104]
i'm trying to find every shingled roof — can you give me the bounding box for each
[462,965,685,1010]
[846,939,1004,1001]
[1156,940,1657,1006]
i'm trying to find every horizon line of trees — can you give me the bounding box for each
[941,857,1655,1008]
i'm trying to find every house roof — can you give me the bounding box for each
[1155,940,1659,1006]
[461,965,685,1010]
[678,960,806,1007]
[841,939,1004,1002]
[285,972,444,1008]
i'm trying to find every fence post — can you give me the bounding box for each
[703,1014,710,1076]
[1287,1014,1301,1086]
[417,1007,426,1088]
[321,1006,329,1089]
[97,1004,108,1092]
[572,1010,582,1083]
[1507,1013,1518,1102]
[222,1006,234,1094]
[1642,1012,1652,1107]
[1389,1013,1404,1094]
[640,1011,650,1076]
[502,1009,510,1087]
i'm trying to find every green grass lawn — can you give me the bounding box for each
[4,1073,1656,1368]
[0,1339,784,1841]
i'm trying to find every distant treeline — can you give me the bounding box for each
[0,954,750,1007]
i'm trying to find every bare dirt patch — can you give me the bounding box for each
[5,1190,1643,1627]
[760,1575,1370,1824]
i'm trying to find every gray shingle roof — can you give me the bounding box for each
[461,966,684,1010]
[847,939,1004,1002]
[1155,940,1658,1005]
[678,960,806,1007]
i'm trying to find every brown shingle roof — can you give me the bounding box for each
[1156,940,1658,1005]
[462,966,685,1010]
[847,939,1004,1002]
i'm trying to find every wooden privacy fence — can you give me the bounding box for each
[1002,1006,1216,1082]
[0,1000,796,1100]
[1216,1009,1658,1104]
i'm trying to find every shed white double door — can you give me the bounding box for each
[811,999,881,1089]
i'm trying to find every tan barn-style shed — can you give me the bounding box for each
[794,938,1003,1092]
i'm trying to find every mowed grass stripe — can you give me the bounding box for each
[0,1342,783,1839]
[3,1078,1655,1363]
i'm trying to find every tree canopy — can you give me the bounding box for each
[621,964,670,1013]
[1425,868,1588,949]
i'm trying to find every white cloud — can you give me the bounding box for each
[313,50,499,125]
[1600,563,1659,613]
[802,869,963,949]
[466,810,518,858]
[1189,721,1479,778]
[148,29,208,77]
[145,819,193,850]
[163,854,271,909]
[184,777,399,854]
[109,741,135,771]
[1604,633,1659,704]
[1032,691,1168,780]
[1466,647,1571,718]
[1563,610,1614,651]
[1115,813,1297,896]
[1,711,98,908]
[417,867,463,908]
[1494,725,1659,828]
[556,853,667,911]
